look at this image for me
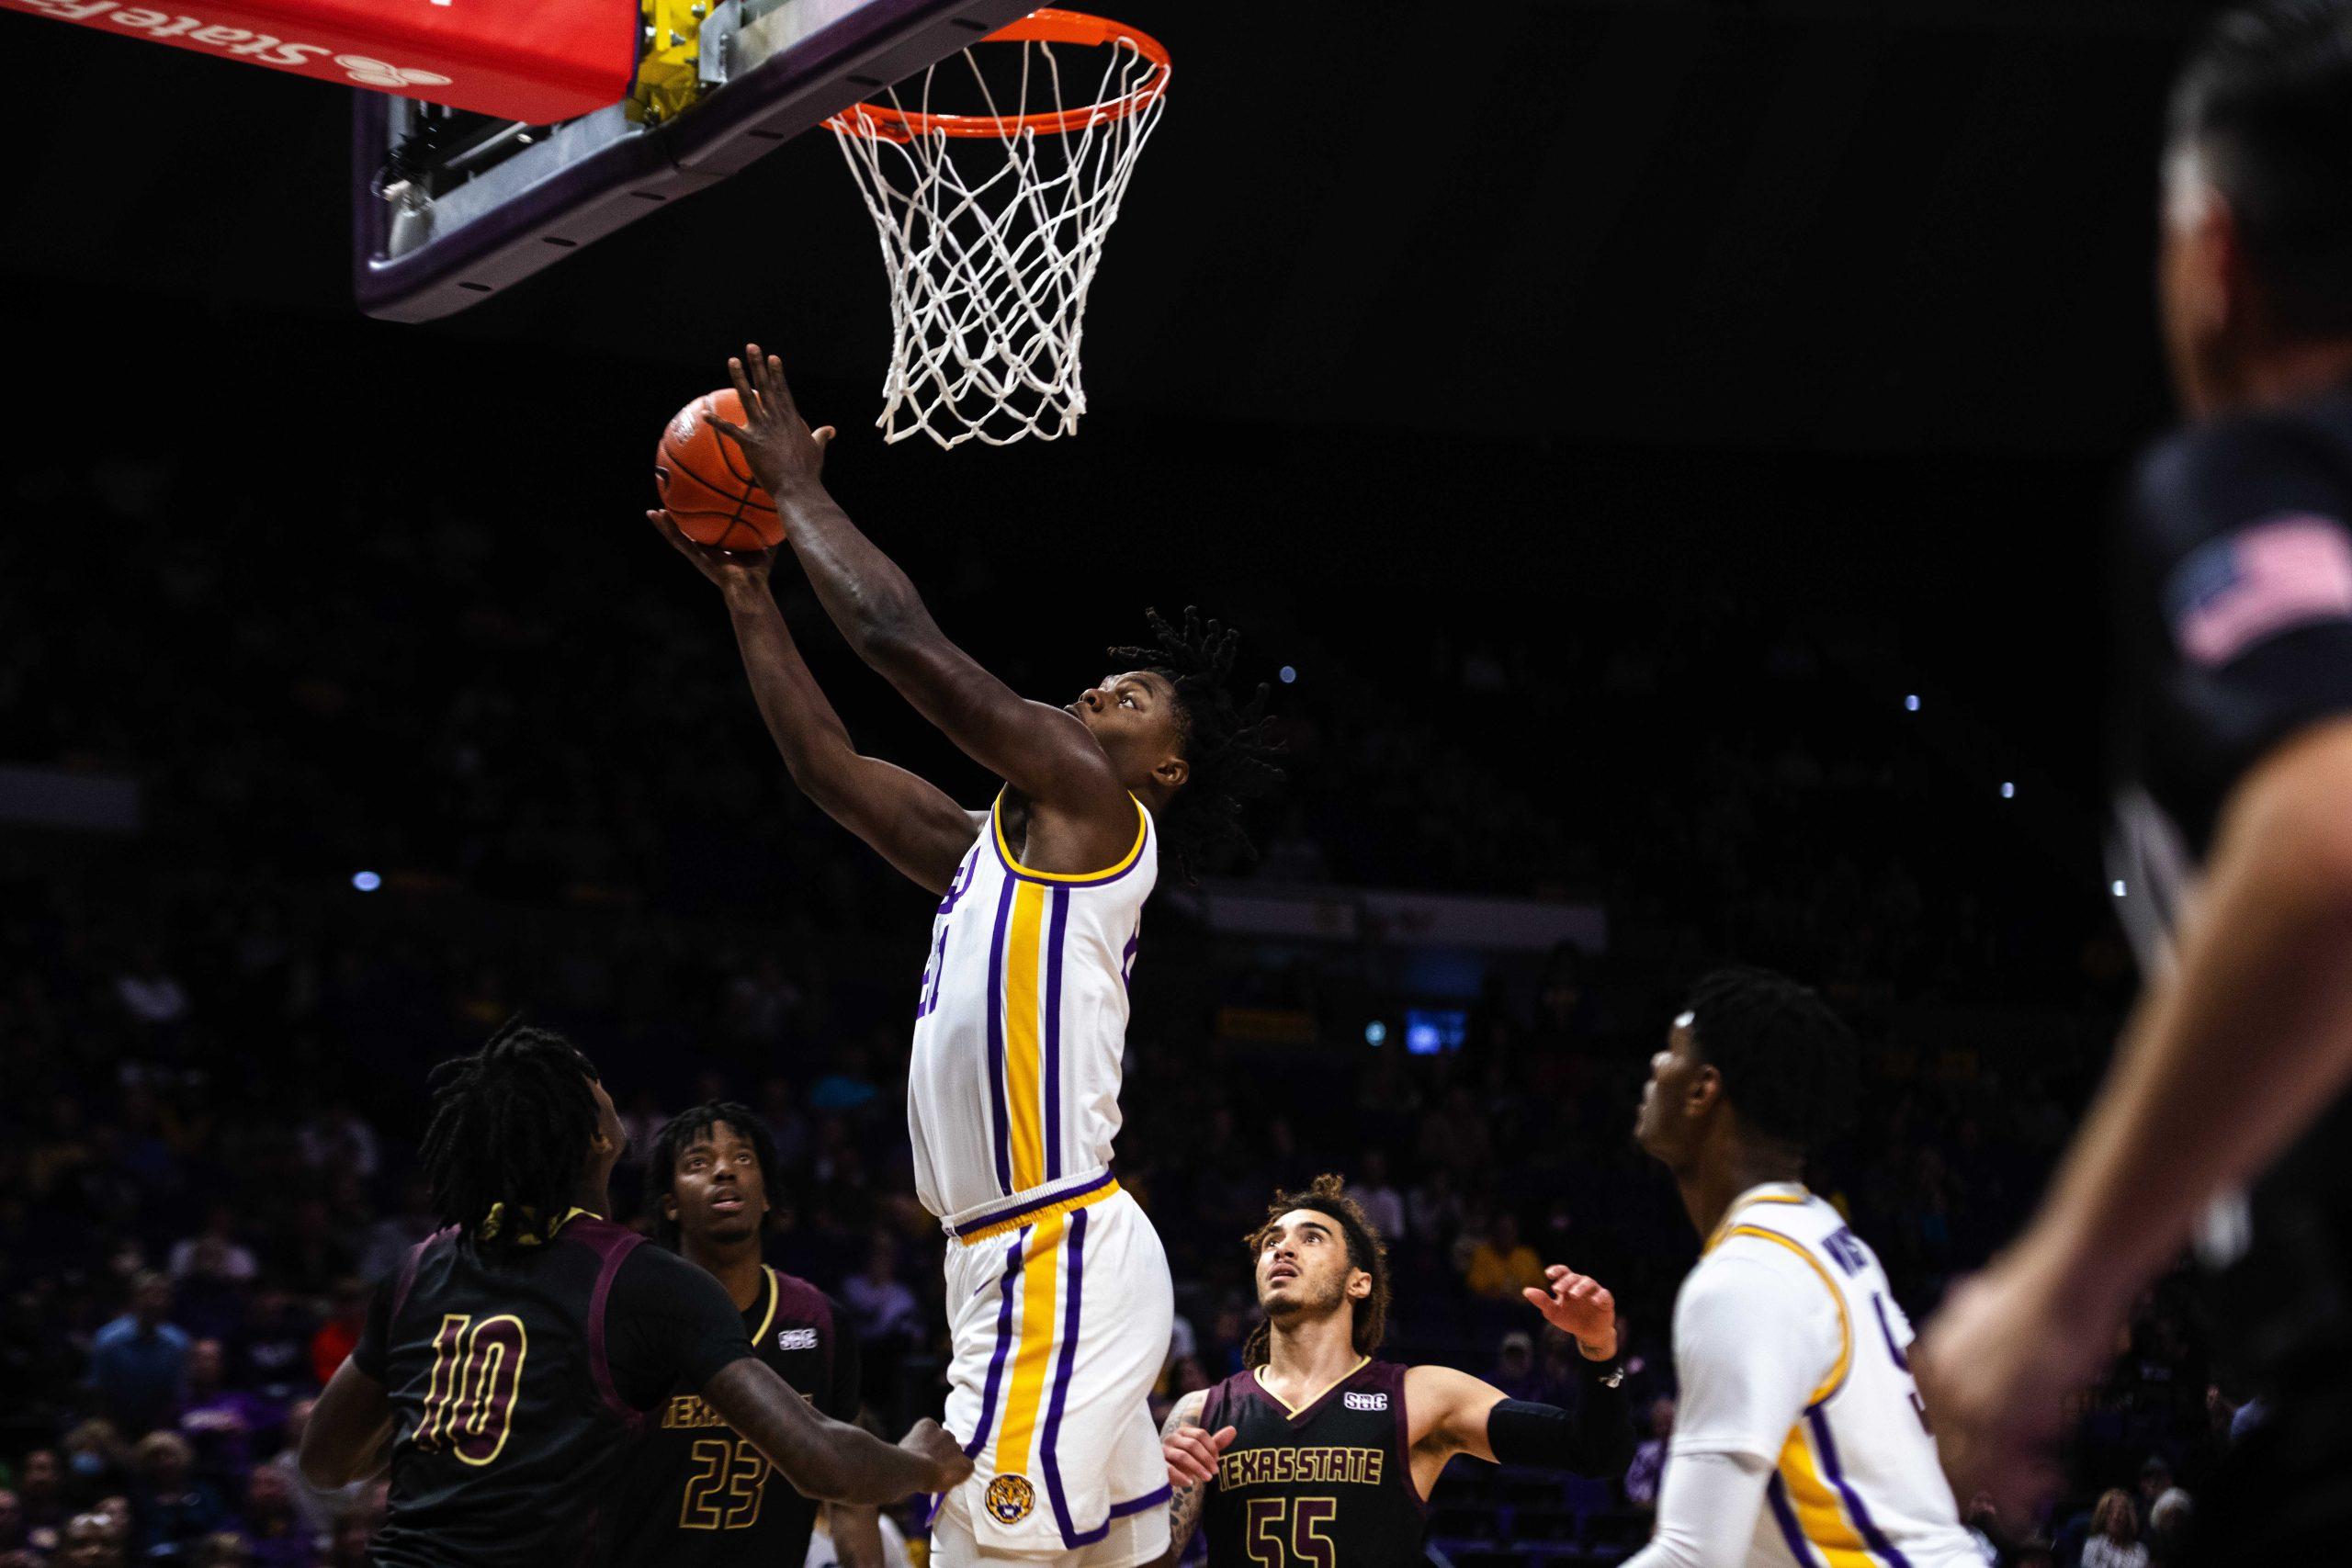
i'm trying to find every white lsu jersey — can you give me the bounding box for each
[1670,1184,1981,1568]
[908,792,1154,1222]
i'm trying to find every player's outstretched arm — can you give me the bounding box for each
[1619,1451,1775,1568]
[1918,715,2352,1511]
[701,1359,972,1506]
[651,511,979,894]
[705,348,1133,831]
[1406,1266,1634,1487]
[1617,1256,1826,1568]
[1404,1363,1632,1487]
[1519,1262,1636,1473]
[1146,1391,1227,1568]
[300,1359,395,1488]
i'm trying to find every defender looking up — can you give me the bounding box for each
[609,1102,884,1568]
[298,1025,967,1568]
[1152,1176,1634,1568]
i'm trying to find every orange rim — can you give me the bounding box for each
[826,7,1170,143]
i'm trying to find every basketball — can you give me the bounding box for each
[654,389,781,551]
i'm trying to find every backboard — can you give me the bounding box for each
[352,0,1038,322]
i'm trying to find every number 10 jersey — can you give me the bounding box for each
[353,1213,757,1568]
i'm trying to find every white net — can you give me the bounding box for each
[828,23,1169,448]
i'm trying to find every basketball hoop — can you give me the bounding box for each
[827,8,1171,448]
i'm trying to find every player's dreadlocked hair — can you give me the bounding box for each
[418,1021,603,1256]
[1682,966,1859,1156]
[648,1101,779,1252]
[1241,1174,1390,1368]
[1106,606,1283,882]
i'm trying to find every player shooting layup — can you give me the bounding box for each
[652,346,1279,1566]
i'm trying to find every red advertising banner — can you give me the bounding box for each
[3,0,638,121]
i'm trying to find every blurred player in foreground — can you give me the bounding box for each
[1917,3,2352,1553]
[1626,969,1980,1568]
[299,1025,967,1564]
[1151,1175,1634,1566]
[607,1102,884,1568]
[654,346,1278,1567]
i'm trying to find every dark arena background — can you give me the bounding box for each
[0,2,2243,1565]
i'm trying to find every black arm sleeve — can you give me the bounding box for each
[1487,1362,1635,1477]
[824,1292,865,1424]
[351,1275,395,1381]
[603,1247,758,1410]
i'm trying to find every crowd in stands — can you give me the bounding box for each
[0,456,2224,1564]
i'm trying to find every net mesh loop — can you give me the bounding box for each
[828,13,1170,448]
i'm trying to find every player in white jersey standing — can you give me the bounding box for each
[652,346,1280,1567]
[1624,968,1982,1568]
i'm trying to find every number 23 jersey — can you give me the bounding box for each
[605,1268,860,1567]
[353,1215,756,1568]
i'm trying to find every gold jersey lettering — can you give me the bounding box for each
[661,1396,732,1430]
[1216,1446,1386,1493]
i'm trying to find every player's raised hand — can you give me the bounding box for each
[705,344,835,498]
[1523,1264,1618,1359]
[647,510,776,594]
[898,1417,975,1493]
[1162,1422,1235,1489]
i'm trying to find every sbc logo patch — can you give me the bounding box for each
[985,1474,1035,1523]
[1343,1392,1388,1411]
[775,1327,820,1350]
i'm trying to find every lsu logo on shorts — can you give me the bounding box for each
[985,1474,1036,1523]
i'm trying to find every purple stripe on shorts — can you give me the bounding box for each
[947,1167,1118,1240]
[983,874,1017,1196]
[1107,1486,1171,1518]
[962,1231,1027,1460]
[1043,887,1069,1182]
[1766,1474,1816,1565]
[1040,1207,1090,1545]
[1808,1410,1913,1568]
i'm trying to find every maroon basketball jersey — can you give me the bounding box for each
[1200,1359,1429,1567]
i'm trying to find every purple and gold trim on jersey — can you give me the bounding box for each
[983,874,1019,1192]
[1722,1225,1852,1408]
[981,865,1092,1196]
[1770,1413,1917,1568]
[989,792,1150,887]
[910,788,1153,1226]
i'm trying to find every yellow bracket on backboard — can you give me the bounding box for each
[632,0,709,123]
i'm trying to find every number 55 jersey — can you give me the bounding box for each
[1672,1184,1982,1568]
[351,1212,757,1568]
[1198,1359,1428,1568]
